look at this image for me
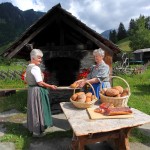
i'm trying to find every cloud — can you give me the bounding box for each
[0,0,150,33]
[13,0,45,11]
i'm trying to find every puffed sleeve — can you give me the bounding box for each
[31,66,43,82]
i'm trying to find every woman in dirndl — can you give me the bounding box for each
[25,49,57,137]
[75,48,111,100]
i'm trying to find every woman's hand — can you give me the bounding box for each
[74,79,86,88]
[37,81,57,89]
[50,85,57,90]
[78,80,86,88]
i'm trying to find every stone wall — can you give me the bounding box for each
[80,51,95,69]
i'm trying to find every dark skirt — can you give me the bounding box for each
[27,86,52,134]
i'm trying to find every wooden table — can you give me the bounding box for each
[60,102,150,150]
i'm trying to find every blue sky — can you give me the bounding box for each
[0,0,150,33]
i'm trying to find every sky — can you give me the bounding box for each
[0,0,150,33]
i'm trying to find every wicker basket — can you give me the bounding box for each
[70,81,98,109]
[100,76,131,107]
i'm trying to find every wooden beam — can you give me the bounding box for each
[62,17,113,55]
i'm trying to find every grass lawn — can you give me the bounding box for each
[0,65,150,149]
[117,37,132,52]
[0,64,27,89]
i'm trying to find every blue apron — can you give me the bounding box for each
[89,82,104,100]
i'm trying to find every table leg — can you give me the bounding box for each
[71,132,79,150]
[117,128,131,150]
[77,136,87,150]
[71,134,86,150]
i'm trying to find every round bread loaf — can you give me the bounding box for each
[120,88,129,97]
[85,97,92,103]
[71,94,78,101]
[70,82,79,88]
[85,92,92,97]
[91,95,97,100]
[121,92,128,97]
[121,89,129,97]
[112,86,123,94]
[76,92,85,96]
[77,94,86,102]
[115,94,121,97]
[105,88,120,97]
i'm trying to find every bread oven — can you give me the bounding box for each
[44,57,80,86]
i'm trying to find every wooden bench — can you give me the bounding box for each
[0,89,16,97]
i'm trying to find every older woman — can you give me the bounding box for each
[25,49,57,137]
[76,48,111,99]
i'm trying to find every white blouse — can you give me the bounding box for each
[30,65,43,82]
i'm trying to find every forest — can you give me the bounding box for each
[109,15,150,50]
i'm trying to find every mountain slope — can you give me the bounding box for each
[0,2,45,46]
[101,29,112,39]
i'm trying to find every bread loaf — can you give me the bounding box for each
[121,88,129,97]
[115,94,121,97]
[92,95,97,100]
[76,92,85,96]
[112,86,123,94]
[77,93,86,102]
[85,92,92,98]
[71,94,78,101]
[85,97,92,103]
[105,88,119,97]
[70,82,79,88]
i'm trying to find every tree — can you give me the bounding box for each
[128,19,136,36]
[129,15,150,50]
[145,16,150,30]
[117,22,127,40]
[109,30,117,43]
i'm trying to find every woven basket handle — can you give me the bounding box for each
[73,81,96,97]
[111,76,131,94]
[100,76,130,94]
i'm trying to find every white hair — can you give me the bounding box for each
[93,48,105,57]
[30,49,43,60]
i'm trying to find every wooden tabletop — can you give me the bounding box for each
[60,102,150,136]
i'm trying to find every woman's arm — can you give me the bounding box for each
[37,81,57,89]
[31,66,57,89]
[86,78,99,84]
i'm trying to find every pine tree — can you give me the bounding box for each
[117,22,127,40]
[128,19,136,36]
[109,30,117,43]
[145,16,150,30]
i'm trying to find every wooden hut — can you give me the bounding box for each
[132,48,150,64]
[2,4,121,85]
